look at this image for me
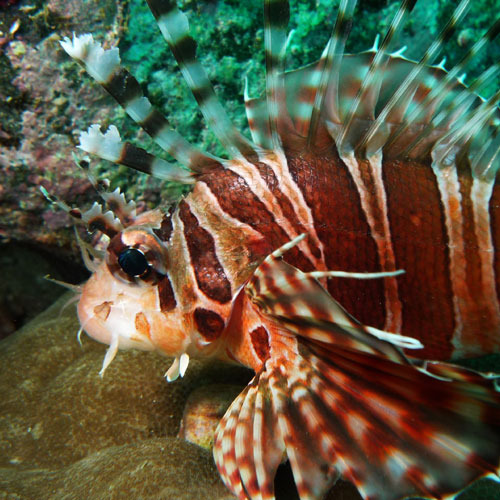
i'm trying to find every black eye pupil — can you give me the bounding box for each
[118,247,149,277]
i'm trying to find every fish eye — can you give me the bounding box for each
[117,247,150,277]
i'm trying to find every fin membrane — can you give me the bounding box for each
[214,245,500,500]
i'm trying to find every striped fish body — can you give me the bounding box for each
[59,0,500,499]
[175,148,500,364]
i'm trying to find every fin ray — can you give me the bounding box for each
[214,239,500,500]
[145,0,259,161]
[60,34,217,172]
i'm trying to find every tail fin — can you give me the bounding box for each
[214,238,500,500]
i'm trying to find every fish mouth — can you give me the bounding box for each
[76,264,156,353]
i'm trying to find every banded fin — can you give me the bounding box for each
[263,0,290,149]
[385,18,500,156]
[355,0,472,156]
[214,238,500,500]
[336,0,418,154]
[60,33,217,173]
[78,124,194,183]
[306,0,358,145]
[241,0,499,182]
[145,0,259,161]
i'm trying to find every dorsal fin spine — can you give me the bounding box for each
[145,0,259,161]
[60,34,216,173]
[264,0,290,150]
[472,131,500,180]
[432,89,500,170]
[244,79,271,149]
[403,62,500,160]
[306,0,358,148]
[359,0,471,156]
[386,18,500,155]
[78,124,195,183]
[335,0,417,153]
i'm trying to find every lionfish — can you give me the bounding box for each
[54,0,500,498]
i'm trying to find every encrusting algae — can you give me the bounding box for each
[33,0,500,498]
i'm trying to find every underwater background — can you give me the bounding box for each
[0,0,500,498]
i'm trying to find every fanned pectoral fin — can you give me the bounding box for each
[214,372,286,500]
[216,334,500,500]
[214,236,500,500]
[214,353,340,500]
[301,342,500,499]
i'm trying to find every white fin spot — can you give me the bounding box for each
[78,124,123,162]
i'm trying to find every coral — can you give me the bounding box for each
[0,294,251,498]
[178,384,243,450]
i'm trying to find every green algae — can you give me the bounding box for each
[114,0,499,172]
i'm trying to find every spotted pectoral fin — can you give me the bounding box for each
[214,236,500,500]
[297,339,500,500]
[213,373,285,500]
[216,328,500,500]
[213,345,339,500]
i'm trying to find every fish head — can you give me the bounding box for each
[76,195,191,373]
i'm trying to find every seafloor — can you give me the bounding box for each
[0,0,500,498]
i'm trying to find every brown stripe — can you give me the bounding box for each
[105,234,127,278]
[93,301,112,321]
[201,165,314,272]
[119,143,155,175]
[140,108,170,138]
[135,312,151,337]
[158,274,177,312]
[154,210,175,242]
[194,307,225,341]
[107,233,128,257]
[286,150,386,329]
[250,326,270,362]
[179,200,232,303]
[87,215,119,238]
[146,0,176,19]
[489,182,500,306]
[103,68,142,105]
[383,158,454,360]
[255,162,321,260]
